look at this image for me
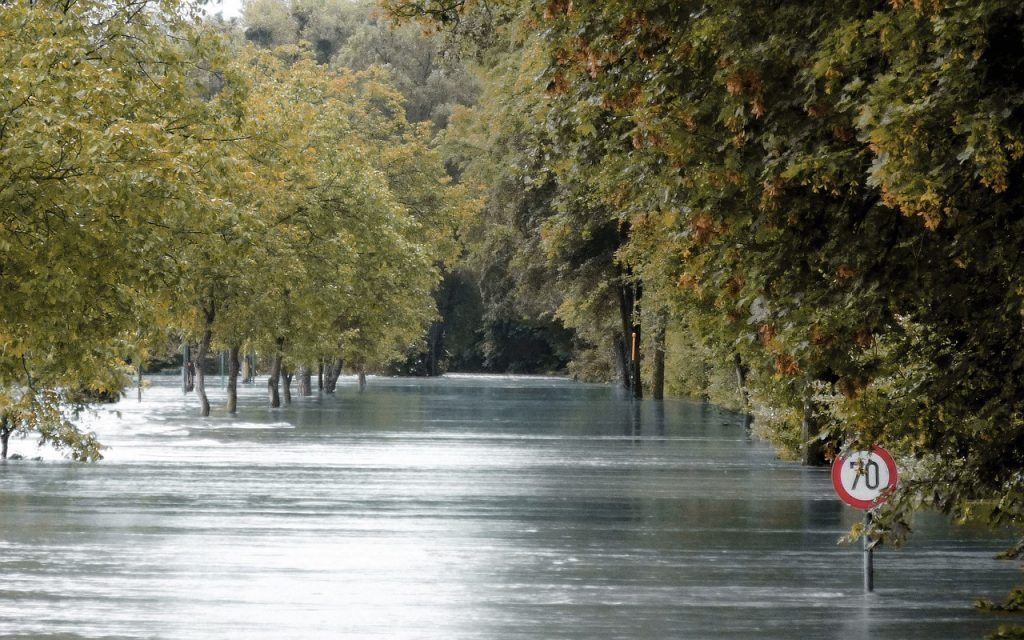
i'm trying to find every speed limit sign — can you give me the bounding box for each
[832,446,898,509]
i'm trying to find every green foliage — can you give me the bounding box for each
[335,15,479,129]
[240,0,479,128]
[435,35,634,382]
[979,585,1024,614]
[985,627,1024,640]
[0,0,238,455]
[0,0,463,454]
[386,0,1024,617]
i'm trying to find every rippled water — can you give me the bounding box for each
[1,375,1019,639]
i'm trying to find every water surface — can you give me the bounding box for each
[1,375,1018,639]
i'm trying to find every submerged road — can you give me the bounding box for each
[0,375,1017,639]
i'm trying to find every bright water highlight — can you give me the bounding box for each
[0,375,1018,638]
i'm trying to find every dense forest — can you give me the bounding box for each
[2,0,1024,625]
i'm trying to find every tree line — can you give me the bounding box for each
[0,0,467,459]
[383,0,1024,624]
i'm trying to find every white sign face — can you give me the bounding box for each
[831,446,899,509]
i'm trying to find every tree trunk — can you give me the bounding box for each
[629,281,643,400]
[324,357,342,393]
[282,364,293,405]
[195,303,215,417]
[617,282,634,392]
[268,354,282,407]
[734,353,753,431]
[1,418,10,460]
[299,367,312,396]
[182,343,192,394]
[801,379,826,466]
[317,361,324,392]
[358,371,366,391]
[227,345,240,414]
[268,338,283,408]
[137,363,143,402]
[426,321,442,376]
[651,321,666,401]
[613,332,629,390]
[323,360,334,393]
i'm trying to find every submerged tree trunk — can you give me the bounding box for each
[268,355,282,407]
[268,338,284,408]
[317,361,324,392]
[801,378,826,466]
[617,284,633,393]
[616,273,643,398]
[282,364,292,405]
[629,281,643,400]
[227,345,240,414]
[613,332,629,390]
[1,416,11,460]
[324,357,342,393]
[182,343,193,394]
[195,303,215,417]
[358,371,366,391]
[612,219,637,393]
[734,353,753,431]
[323,360,334,393]
[299,367,312,396]
[426,321,442,376]
[137,363,143,402]
[651,321,666,401]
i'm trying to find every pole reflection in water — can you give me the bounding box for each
[0,374,1018,639]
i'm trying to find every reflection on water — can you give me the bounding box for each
[0,375,1018,639]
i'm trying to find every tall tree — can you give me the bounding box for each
[0,0,242,457]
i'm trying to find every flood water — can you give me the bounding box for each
[1,375,1020,639]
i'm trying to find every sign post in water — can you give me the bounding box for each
[831,445,898,593]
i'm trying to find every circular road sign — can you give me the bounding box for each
[832,446,898,510]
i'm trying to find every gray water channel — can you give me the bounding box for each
[0,375,1019,639]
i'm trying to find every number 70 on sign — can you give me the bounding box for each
[831,446,899,510]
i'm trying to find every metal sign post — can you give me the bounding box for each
[863,511,873,592]
[832,446,898,593]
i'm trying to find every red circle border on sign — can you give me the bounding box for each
[831,445,899,510]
